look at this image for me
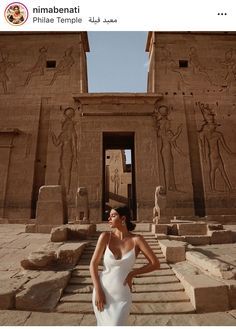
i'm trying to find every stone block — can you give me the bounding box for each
[151,224,168,234]
[207,224,223,231]
[168,235,186,242]
[21,250,57,270]
[153,216,171,224]
[15,271,70,311]
[184,235,210,246]
[51,226,68,242]
[177,223,207,236]
[220,280,236,309]
[36,225,55,233]
[155,234,168,240]
[25,224,36,233]
[38,185,65,202]
[57,242,87,266]
[159,240,187,263]
[135,223,151,232]
[0,310,33,325]
[172,261,230,312]
[186,251,235,280]
[209,230,233,244]
[36,185,68,226]
[0,278,28,309]
[67,224,96,239]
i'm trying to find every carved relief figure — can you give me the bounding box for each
[24,47,47,85]
[153,105,185,191]
[198,102,216,124]
[50,107,78,195]
[198,108,236,191]
[49,47,75,85]
[111,168,120,194]
[159,46,188,86]
[221,48,236,89]
[153,185,166,222]
[0,51,15,94]
[189,46,212,84]
[75,187,89,222]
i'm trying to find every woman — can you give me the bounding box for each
[90,206,160,326]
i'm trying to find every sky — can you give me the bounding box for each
[86,32,149,164]
[87,32,149,93]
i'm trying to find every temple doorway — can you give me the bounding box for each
[102,132,136,221]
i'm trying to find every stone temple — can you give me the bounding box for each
[1,32,236,325]
[0,31,236,223]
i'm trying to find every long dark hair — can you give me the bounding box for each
[114,206,136,231]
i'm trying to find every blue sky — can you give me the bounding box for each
[86,32,149,164]
[87,32,149,92]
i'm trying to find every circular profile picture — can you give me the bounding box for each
[4,2,28,26]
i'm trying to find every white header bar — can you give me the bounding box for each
[0,0,235,31]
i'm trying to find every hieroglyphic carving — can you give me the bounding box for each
[221,48,236,90]
[153,105,185,192]
[159,46,188,87]
[111,168,120,194]
[198,102,236,191]
[50,107,78,195]
[24,47,47,85]
[189,47,213,85]
[49,47,75,85]
[0,51,16,94]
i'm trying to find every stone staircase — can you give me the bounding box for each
[55,230,195,324]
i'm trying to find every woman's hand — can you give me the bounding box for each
[95,287,106,312]
[123,272,134,291]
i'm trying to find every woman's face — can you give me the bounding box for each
[108,209,122,228]
[14,6,20,13]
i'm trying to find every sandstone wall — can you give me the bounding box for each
[147,32,236,216]
[0,32,89,218]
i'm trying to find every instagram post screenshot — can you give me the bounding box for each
[0,0,236,327]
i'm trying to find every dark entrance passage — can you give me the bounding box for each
[103,132,136,221]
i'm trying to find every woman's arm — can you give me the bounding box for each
[89,232,108,311]
[124,235,160,288]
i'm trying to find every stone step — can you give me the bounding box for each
[65,282,185,294]
[134,275,179,285]
[137,258,167,264]
[57,232,194,319]
[133,282,184,292]
[64,284,93,294]
[85,244,161,251]
[78,256,167,265]
[73,263,170,271]
[131,302,195,314]
[133,263,170,269]
[69,275,179,285]
[56,301,195,314]
[77,259,167,266]
[137,254,165,259]
[73,264,103,270]
[71,268,174,277]
[60,291,189,303]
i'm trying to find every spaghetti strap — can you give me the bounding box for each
[132,235,136,249]
[107,231,112,247]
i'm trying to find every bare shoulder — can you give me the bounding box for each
[97,231,110,244]
[131,233,146,244]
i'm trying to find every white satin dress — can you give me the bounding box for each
[92,238,136,326]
